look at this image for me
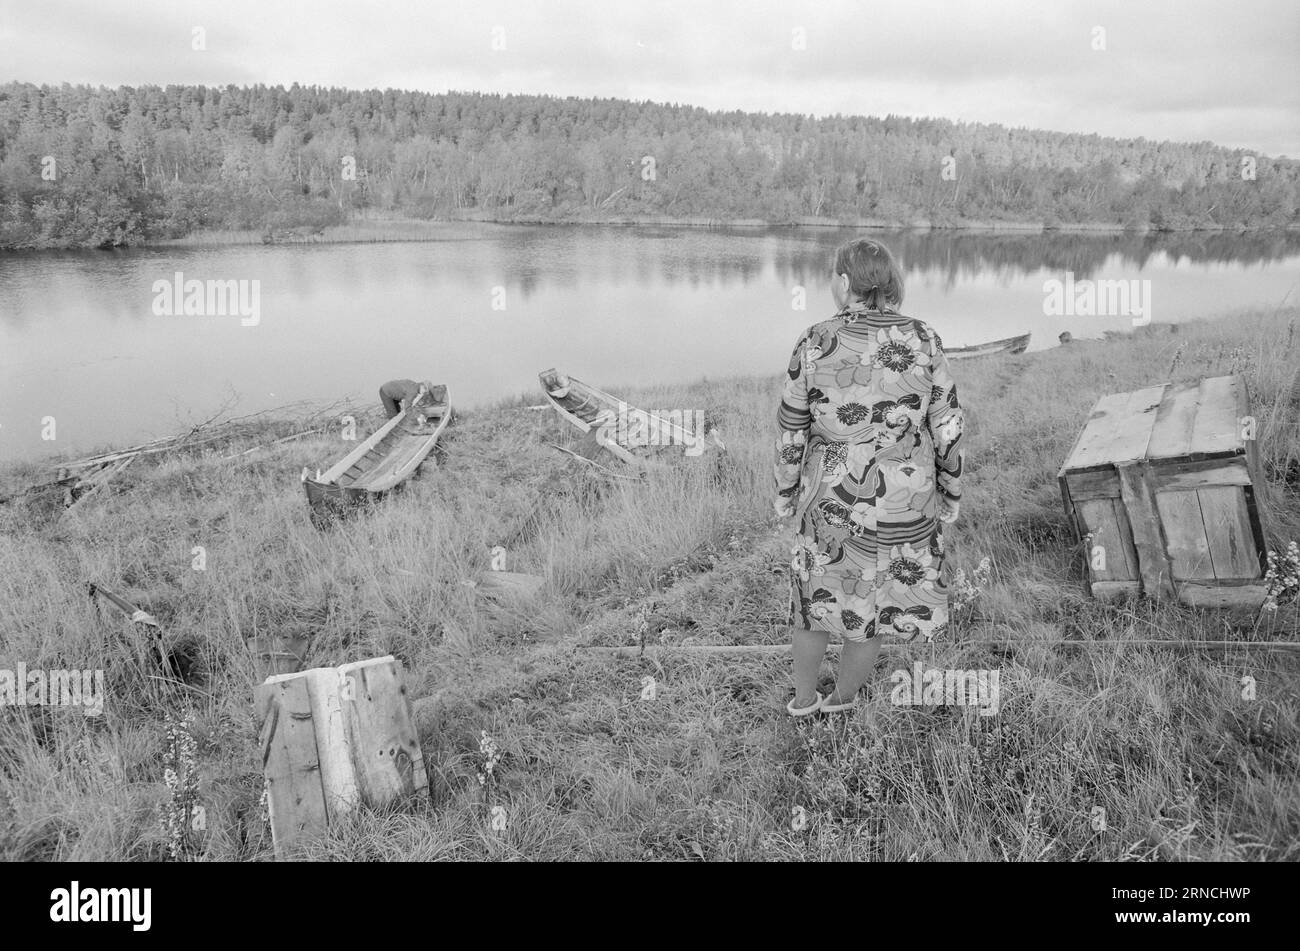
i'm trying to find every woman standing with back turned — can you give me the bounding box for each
[775,238,965,715]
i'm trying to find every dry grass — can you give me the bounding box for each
[1,306,1298,861]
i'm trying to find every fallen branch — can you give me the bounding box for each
[65,455,136,510]
[548,443,642,480]
[221,425,328,461]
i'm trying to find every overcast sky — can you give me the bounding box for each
[2,0,1297,156]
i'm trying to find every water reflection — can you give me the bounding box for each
[1,224,1298,462]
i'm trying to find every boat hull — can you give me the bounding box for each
[947,332,1030,360]
[538,368,723,462]
[305,384,450,526]
[303,477,385,527]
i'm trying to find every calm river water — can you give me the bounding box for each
[2,224,1298,462]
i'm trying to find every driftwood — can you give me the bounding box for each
[221,426,328,461]
[64,455,136,510]
[548,442,642,480]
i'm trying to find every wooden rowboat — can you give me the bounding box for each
[946,332,1030,360]
[538,369,724,464]
[303,384,451,525]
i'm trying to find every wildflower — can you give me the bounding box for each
[160,710,201,861]
[477,730,502,788]
[1262,541,1300,612]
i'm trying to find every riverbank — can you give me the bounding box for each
[1,307,1298,860]
[149,214,1298,249]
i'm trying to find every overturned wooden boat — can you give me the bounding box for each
[538,368,724,464]
[302,384,450,525]
[946,332,1030,360]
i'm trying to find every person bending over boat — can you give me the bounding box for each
[379,379,434,418]
[774,237,965,716]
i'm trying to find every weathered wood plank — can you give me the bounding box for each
[298,668,361,820]
[1197,486,1260,579]
[1117,461,1175,599]
[339,657,428,805]
[1063,467,1121,501]
[1152,458,1251,492]
[1061,391,1144,471]
[1188,376,1244,456]
[1077,498,1136,582]
[1110,384,1168,462]
[1090,580,1142,601]
[1153,490,1214,580]
[255,676,329,858]
[1146,380,1202,459]
[1175,582,1268,610]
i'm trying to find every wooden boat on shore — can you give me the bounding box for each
[538,369,724,464]
[302,384,451,524]
[946,332,1030,360]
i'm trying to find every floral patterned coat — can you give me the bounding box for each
[775,304,965,642]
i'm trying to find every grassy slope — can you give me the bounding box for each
[1,308,1298,861]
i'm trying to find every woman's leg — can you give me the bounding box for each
[829,633,882,706]
[791,625,829,707]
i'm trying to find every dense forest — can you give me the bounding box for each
[0,82,1296,249]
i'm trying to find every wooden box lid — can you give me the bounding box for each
[1060,375,1247,474]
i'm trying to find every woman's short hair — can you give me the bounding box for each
[832,238,905,311]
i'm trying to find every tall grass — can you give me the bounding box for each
[1,307,1297,861]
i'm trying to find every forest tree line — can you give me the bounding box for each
[0,82,1296,249]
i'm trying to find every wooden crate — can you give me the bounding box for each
[255,656,428,857]
[1058,375,1269,609]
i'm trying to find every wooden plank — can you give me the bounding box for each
[1196,486,1260,579]
[1145,380,1201,459]
[300,668,361,820]
[1108,385,1168,463]
[1063,467,1121,501]
[1117,461,1175,599]
[1077,498,1136,582]
[1060,392,1132,471]
[1090,580,1142,601]
[1152,458,1251,492]
[339,657,428,806]
[1237,380,1271,558]
[255,676,328,858]
[1065,385,1166,470]
[1153,490,1215,580]
[1175,582,1268,611]
[1188,376,1245,456]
